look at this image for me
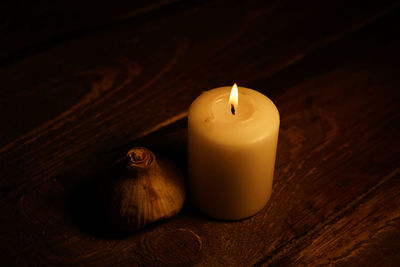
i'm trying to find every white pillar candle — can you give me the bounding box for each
[188,84,280,220]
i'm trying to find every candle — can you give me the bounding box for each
[188,84,280,220]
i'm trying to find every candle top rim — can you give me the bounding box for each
[188,86,280,145]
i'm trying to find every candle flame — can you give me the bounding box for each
[229,83,238,115]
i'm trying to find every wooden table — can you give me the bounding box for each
[1,0,399,266]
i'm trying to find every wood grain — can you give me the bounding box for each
[0,0,399,266]
[0,0,184,63]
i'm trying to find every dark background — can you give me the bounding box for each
[1,0,399,266]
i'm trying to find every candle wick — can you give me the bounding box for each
[231,104,235,115]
